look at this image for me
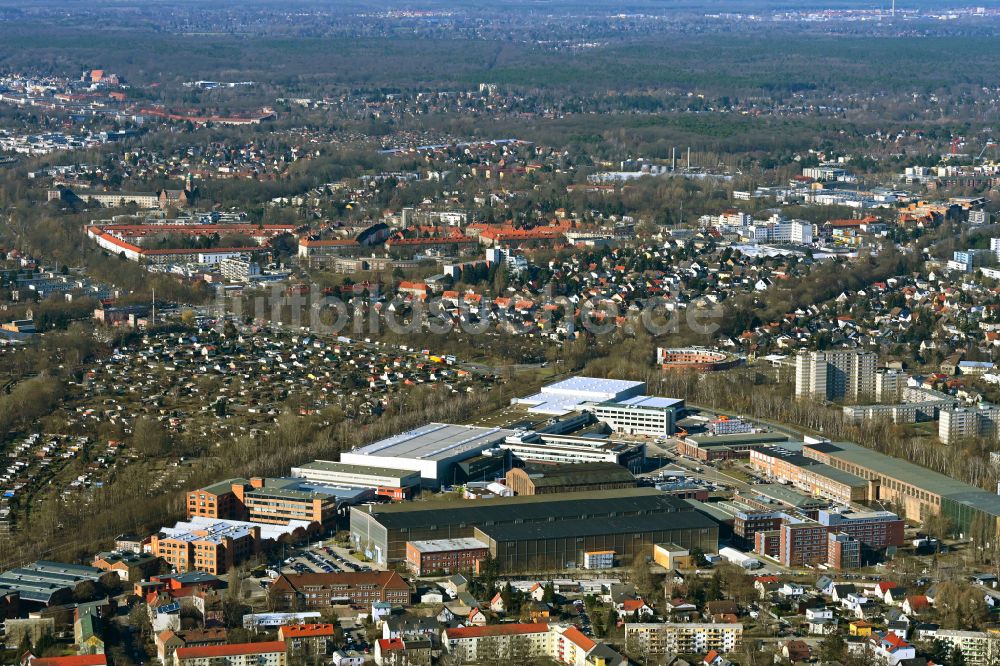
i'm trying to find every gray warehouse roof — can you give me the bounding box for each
[0,560,104,604]
[350,423,515,461]
[476,512,717,542]
[356,488,687,529]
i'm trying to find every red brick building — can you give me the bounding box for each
[405,538,490,576]
[268,571,410,609]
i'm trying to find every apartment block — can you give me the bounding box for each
[173,641,286,666]
[442,624,622,666]
[875,369,908,403]
[624,623,743,656]
[939,405,1000,444]
[277,624,336,655]
[795,350,876,402]
[935,630,1000,666]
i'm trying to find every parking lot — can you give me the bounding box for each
[277,541,375,576]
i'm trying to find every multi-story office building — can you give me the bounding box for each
[778,522,831,567]
[150,520,260,575]
[795,350,876,402]
[173,641,286,666]
[801,440,1000,533]
[268,571,410,609]
[749,446,868,504]
[186,478,344,528]
[338,423,516,489]
[747,219,812,244]
[623,623,742,656]
[817,510,904,550]
[500,434,646,472]
[585,396,683,437]
[827,532,861,570]
[727,504,785,545]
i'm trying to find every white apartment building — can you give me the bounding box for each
[939,408,978,444]
[624,623,743,656]
[842,403,919,426]
[219,255,261,282]
[442,624,617,666]
[935,630,1000,665]
[795,350,876,402]
[174,642,287,666]
[876,369,908,403]
[747,220,812,244]
[940,405,1000,444]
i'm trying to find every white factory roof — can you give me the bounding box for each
[159,516,312,542]
[515,376,649,415]
[349,423,515,461]
[540,376,646,399]
[614,396,684,409]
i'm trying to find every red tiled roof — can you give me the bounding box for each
[175,641,286,660]
[278,623,336,638]
[378,638,404,652]
[560,626,596,652]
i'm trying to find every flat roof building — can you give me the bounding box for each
[289,461,422,500]
[350,488,710,566]
[804,440,1000,535]
[749,446,868,504]
[505,462,637,496]
[339,423,515,488]
[513,377,646,416]
[150,519,261,575]
[187,477,367,528]
[678,432,790,461]
[0,560,104,606]
[405,538,491,576]
[586,396,684,437]
[474,512,717,572]
[500,433,645,472]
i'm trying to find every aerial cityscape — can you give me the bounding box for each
[4,0,1000,665]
